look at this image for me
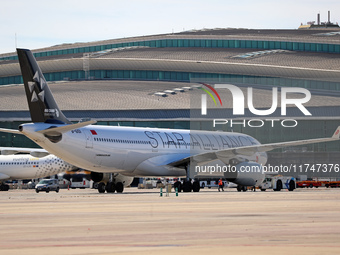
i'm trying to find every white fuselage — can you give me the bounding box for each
[20,124,268,177]
[0,154,77,181]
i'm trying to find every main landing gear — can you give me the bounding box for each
[173,179,200,193]
[97,181,124,193]
[237,185,248,192]
[0,183,10,191]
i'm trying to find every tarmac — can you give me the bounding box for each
[1,187,340,255]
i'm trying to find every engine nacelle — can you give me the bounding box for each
[114,174,134,187]
[227,162,265,186]
[90,172,110,183]
[90,172,134,187]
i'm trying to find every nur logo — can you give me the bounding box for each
[199,83,223,115]
[200,84,312,116]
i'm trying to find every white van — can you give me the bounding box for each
[70,176,90,189]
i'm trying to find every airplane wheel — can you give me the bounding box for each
[173,181,182,192]
[242,186,247,192]
[237,185,242,192]
[1,184,10,191]
[98,182,106,193]
[192,181,200,192]
[105,182,116,193]
[182,181,192,192]
[116,182,124,193]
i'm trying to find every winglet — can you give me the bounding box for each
[332,126,340,139]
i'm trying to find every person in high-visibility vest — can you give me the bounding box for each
[218,178,224,192]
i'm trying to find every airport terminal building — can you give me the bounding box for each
[1,28,340,176]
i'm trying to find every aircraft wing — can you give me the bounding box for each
[234,126,340,156]
[169,126,340,166]
[0,147,50,157]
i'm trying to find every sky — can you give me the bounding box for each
[0,0,339,54]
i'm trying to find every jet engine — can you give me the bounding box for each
[90,172,110,183]
[226,162,265,187]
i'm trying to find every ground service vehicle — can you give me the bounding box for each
[200,179,227,189]
[296,180,322,188]
[325,181,340,188]
[259,176,295,191]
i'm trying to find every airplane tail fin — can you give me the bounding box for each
[16,48,71,124]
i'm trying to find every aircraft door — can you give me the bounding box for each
[83,130,93,148]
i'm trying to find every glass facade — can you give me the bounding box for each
[2,71,340,91]
[0,121,39,148]
[1,39,340,61]
[1,38,340,89]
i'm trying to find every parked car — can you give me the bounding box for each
[35,179,59,193]
[70,176,90,189]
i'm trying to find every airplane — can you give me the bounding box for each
[0,147,77,191]
[0,48,339,193]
